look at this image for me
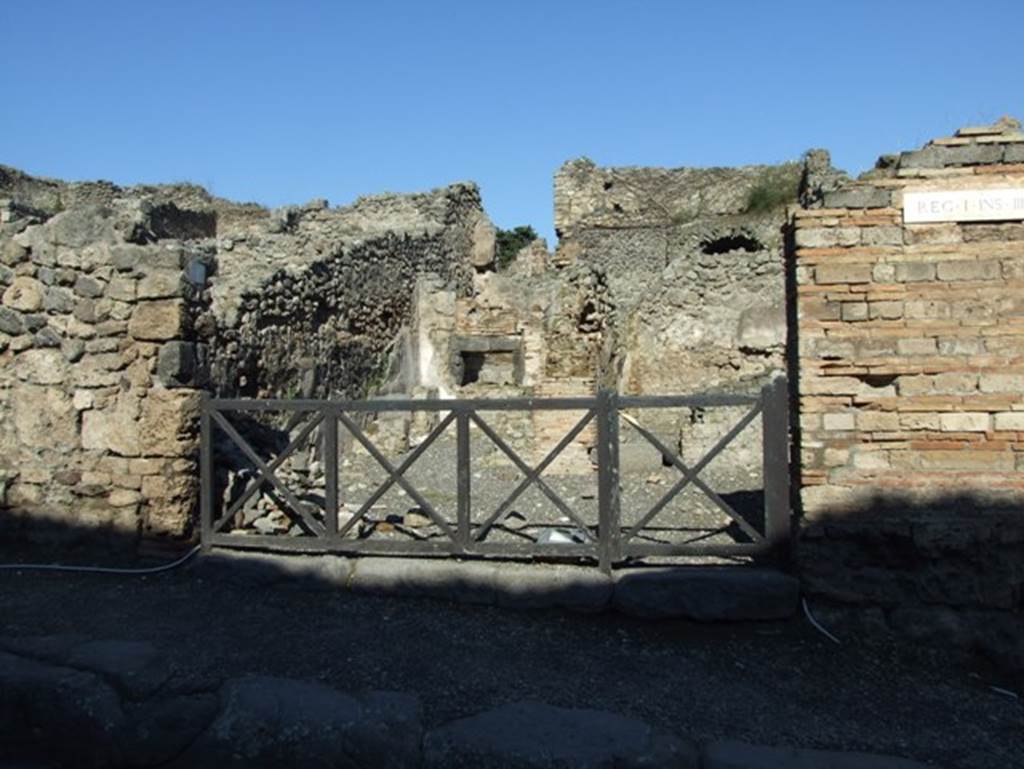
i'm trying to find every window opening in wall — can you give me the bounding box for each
[700,234,762,255]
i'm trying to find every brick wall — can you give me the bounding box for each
[791,119,1024,660]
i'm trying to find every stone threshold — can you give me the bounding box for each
[191,550,800,621]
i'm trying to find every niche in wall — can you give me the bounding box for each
[451,336,523,387]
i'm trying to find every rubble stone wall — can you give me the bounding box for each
[205,184,482,400]
[791,120,1024,661]
[553,158,797,397]
[0,166,482,545]
[0,191,210,544]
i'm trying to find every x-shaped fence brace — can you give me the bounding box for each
[618,402,765,544]
[206,386,780,559]
[470,409,597,543]
[211,409,326,537]
[209,404,599,548]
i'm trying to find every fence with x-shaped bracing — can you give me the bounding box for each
[200,378,790,571]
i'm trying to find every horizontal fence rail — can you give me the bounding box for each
[200,379,791,571]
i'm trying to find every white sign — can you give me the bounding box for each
[904,188,1024,224]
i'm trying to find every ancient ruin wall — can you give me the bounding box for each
[790,120,1024,660]
[204,184,482,400]
[0,166,483,545]
[0,189,211,544]
[553,158,798,396]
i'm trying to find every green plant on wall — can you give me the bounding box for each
[495,225,538,270]
[744,164,802,213]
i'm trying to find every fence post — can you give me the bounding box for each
[323,404,339,540]
[762,376,791,551]
[199,392,213,552]
[456,408,471,552]
[596,389,620,573]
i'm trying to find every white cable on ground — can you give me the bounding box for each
[802,597,842,645]
[0,544,201,575]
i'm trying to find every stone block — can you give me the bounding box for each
[137,269,184,299]
[41,286,74,314]
[61,337,86,362]
[894,262,936,282]
[840,302,868,321]
[943,143,1004,166]
[936,260,1000,281]
[3,277,43,312]
[108,488,143,507]
[794,227,837,248]
[932,372,978,393]
[350,557,500,605]
[129,458,164,476]
[110,244,178,272]
[994,411,1024,430]
[899,412,941,430]
[869,300,903,320]
[815,263,872,284]
[913,449,1014,472]
[612,567,799,620]
[979,373,1024,393]
[470,216,496,269]
[33,326,61,348]
[1,239,28,266]
[904,300,951,319]
[106,275,136,302]
[12,386,77,450]
[938,412,990,432]
[822,412,855,431]
[73,275,104,299]
[14,348,68,385]
[138,389,201,457]
[128,299,187,341]
[493,565,612,612]
[860,226,902,246]
[896,337,937,355]
[156,341,197,387]
[851,448,890,470]
[899,146,948,169]
[0,306,24,335]
[857,411,901,431]
[962,222,1024,242]
[903,223,961,245]
[82,394,142,456]
[822,186,891,209]
[823,447,849,467]
[736,302,785,351]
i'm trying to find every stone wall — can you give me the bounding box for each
[205,184,482,400]
[553,157,800,396]
[790,118,1024,665]
[0,166,483,546]
[0,189,210,544]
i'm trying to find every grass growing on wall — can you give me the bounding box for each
[744,165,802,213]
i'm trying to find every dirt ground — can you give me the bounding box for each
[0,555,1021,769]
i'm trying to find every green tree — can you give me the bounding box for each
[495,225,538,270]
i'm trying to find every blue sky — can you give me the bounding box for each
[2,0,1022,244]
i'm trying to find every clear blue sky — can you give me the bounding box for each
[3,0,1022,244]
